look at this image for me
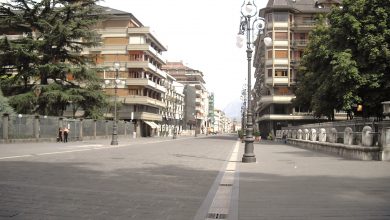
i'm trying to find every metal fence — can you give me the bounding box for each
[1,114,134,142]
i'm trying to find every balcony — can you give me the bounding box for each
[88,45,127,54]
[97,28,127,37]
[273,40,289,47]
[265,59,289,66]
[257,114,316,121]
[125,78,166,93]
[123,61,167,78]
[291,39,308,47]
[117,95,165,108]
[127,44,165,64]
[132,112,162,121]
[265,77,289,85]
[259,95,295,104]
[290,21,316,30]
[127,27,151,35]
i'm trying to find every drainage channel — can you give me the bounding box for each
[194,141,240,220]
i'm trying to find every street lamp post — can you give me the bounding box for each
[237,0,272,163]
[173,96,177,139]
[105,62,121,145]
[193,112,198,137]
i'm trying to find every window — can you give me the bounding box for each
[275,50,288,58]
[274,12,288,22]
[267,13,273,23]
[275,69,288,77]
[267,50,273,59]
[275,32,288,40]
[267,69,273,77]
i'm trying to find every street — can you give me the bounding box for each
[1,135,390,219]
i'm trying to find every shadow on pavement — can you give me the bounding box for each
[0,160,219,219]
[239,171,390,219]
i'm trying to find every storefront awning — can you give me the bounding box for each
[144,121,158,129]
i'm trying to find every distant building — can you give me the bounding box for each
[163,61,209,134]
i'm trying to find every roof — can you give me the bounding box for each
[97,6,144,27]
[262,0,337,14]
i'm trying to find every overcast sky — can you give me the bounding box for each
[100,0,268,111]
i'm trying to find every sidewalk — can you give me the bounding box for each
[238,141,390,219]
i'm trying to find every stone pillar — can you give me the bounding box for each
[379,123,390,161]
[93,119,97,139]
[344,127,353,145]
[124,121,127,136]
[361,126,373,146]
[2,113,9,142]
[297,129,302,140]
[310,128,317,141]
[292,130,297,139]
[33,115,40,140]
[136,121,141,138]
[329,128,337,143]
[318,128,326,142]
[303,129,309,140]
[79,118,83,141]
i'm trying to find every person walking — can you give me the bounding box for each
[63,127,69,142]
[57,127,63,142]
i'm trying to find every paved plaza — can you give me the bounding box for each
[0,135,389,219]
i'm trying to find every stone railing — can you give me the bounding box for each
[276,120,390,161]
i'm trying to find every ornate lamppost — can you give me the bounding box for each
[105,62,122,145]
[237,0,272,163]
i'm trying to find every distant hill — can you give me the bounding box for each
[223,99,242,122]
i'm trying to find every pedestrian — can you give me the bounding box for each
[283,133,287,144]
[57,127,63,142]
[63,127,69,142]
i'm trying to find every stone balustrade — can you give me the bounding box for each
[276,120,390,161]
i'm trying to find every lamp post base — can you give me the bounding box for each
[242,154,256,163]
[111,135,118,145]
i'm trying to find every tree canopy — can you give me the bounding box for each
[294,0,390,119]
[0,0,107,118]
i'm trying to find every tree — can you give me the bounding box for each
[0,0,107,118]
[294,0,390,119]
[0,89,15,115]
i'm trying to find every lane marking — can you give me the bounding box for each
[0,138,181,160]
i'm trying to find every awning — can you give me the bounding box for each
[144,121,158,129]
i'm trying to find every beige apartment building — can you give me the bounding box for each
[83,7,168,137]
[162,61,209,134]
[253,0,341,137]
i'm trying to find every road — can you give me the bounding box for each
[1,135,390,220]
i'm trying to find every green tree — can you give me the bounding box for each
[294,0,390,119]
[0,89,15,115]
[0,0,107,118]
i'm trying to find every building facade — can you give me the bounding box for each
[253,0,341,137]
[82,7,169,137]
[162,61,209,134]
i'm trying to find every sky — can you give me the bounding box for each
[99,0,269,112]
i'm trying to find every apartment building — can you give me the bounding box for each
[253,0,341,137]
[83,7,168,137]
[160,73,184,136]
[162,61,209,134]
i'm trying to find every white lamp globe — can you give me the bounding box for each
[114,62,120,70]
[264,36,273,47]
[245,2,255,15]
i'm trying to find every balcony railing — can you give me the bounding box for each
[125,78,167,93]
